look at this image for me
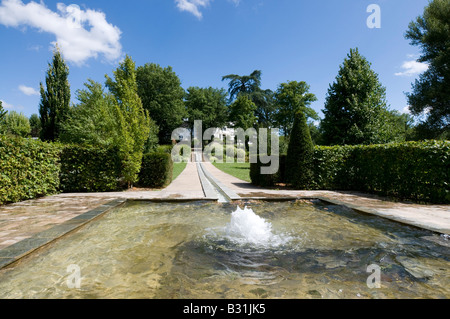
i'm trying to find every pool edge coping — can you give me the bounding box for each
[0,198,127,271]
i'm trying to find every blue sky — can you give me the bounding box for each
[0,0,430,119]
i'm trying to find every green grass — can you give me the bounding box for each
[212,162,251,182]
[172,162,188,181]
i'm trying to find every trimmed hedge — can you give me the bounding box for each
[59,145,123,193]
[138,152,173,188]
[252,141,450,203]
[250,155,286,187]
[0,135,61,204]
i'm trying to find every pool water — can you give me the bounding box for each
[0,200,448,299]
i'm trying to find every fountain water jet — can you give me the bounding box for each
[223,206,291,248]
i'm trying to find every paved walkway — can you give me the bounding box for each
[0,160,449,253]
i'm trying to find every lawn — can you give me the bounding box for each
[173,162,187,181]
[212,162,251,182]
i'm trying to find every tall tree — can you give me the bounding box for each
[136,63,186,144]
[222,70,262,102]
[185,86,229,129]
[274,81,318,136]
[106,55,153,186]
[60,79,120,147]
[39,46,71,142]
[222,70,276,128]
[229,95,257,130]
[405,0,450,137]
[321,48,390,145]
[382,110,416,142]
[253,89,276,129]
[1,111,31,137]
[29,114,41,138]
[0,101,7,122]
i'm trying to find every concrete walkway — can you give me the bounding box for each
[0,160,449,254]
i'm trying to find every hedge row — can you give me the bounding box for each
[0,135,61,204]
[250,155,286,187]
[138,152,173,188]
[59,145,124,193]
[1,135,175,204]
[251,140,450,204]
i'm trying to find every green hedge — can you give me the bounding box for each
[0,135,61,204]
[251,141,450,203]
[138,152,173,188]
[250,155,286,187]
[59,145,123,193]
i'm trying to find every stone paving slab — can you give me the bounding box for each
[0,196,113,250]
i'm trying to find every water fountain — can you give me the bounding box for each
[0,200,448,299]
[223,206,290,248]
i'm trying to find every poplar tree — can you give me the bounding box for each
[105,55,153,186]
[39,46,71,142]
[0,101,7,123]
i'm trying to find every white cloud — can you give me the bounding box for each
[175,0,242,19]
[27,44,42,52]
[401,106,411,114]
[0,0,122,65]
[175,0,211,19]
[0,100,22,111]
[18,85,39,96]
[395,59,429,77]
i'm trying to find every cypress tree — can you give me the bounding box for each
[286,109,314,189]
[39,46,71,142]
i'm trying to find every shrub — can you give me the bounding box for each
[156,144,174,154]
[59,145,123,193]
[138,152,173,188]
[0,135,61,204]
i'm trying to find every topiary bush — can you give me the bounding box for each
[285,110,314,189]
[0,135,61,204]
[138,152,173,188]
